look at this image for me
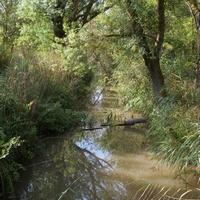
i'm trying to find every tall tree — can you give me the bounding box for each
[124,0,166,99]
[46,0,111,39]
[185,0,200,89]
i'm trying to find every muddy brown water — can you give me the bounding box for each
[14,88,200,200]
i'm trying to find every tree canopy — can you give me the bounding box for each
[0,0,200,197]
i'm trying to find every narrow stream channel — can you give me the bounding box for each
[14,88,200,200]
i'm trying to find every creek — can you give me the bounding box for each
[14,88,200,200]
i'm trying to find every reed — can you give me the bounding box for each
[147,77,200,184]
[0,50,91,197]
[134,184,200,200]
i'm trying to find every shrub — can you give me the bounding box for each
[3,54,90,134]
[0,50,92,197]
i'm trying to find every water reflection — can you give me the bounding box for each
[14,126,200,200]
[14,125,145,200]
[14,87,200,199]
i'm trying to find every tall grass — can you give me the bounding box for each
[4,53,89,133]
[147,75,200,184]
[114,53,200,185]
[134,183,200,200]
[0,50,91,198]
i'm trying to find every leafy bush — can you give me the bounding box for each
[0,50,92,198]
[0,127,23,198]
[3,53,89,133]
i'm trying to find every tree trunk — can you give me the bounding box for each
[148,0,166,98]
[124,117,147,125]
[195,25,200,89]
[52,15,66,38]
[125,0,166,100]
[144,56,167,98]
[196,60,200,89]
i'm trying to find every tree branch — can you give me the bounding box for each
[185,0,200,29]
[154,0,165,56]
[124,0,151,56]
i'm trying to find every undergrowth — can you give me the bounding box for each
[115,57,200,186]
[147,75,200,184]
[0,51,92,198]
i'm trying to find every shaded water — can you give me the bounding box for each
[14,88,200,200]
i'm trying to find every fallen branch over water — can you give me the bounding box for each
[123,117,147,125]
[101,117,147,127]
[81,127,103,131]
[80,118,147,131]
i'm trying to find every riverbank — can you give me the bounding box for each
[0,62,92,199]
[13,87,200,199]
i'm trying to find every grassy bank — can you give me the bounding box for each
[117,69,200,185]
[0,51,93,198]
[147,77,200,185]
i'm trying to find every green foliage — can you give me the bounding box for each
[74,0,199,185]
[91,0,200,182]
[0,80,37,138]
[0,129,23,198]
[0,0,199,195]
[163,1,196,80]
[0,0,20,52]
[0,45,10,72]
[147,90,200,181]
[142,1,199,181]
[0,135,20,160]
[0,66,36,197]
[0,48,92,197]
[3,52,90,134]
[16,0,54,50]
[0,158,24,199]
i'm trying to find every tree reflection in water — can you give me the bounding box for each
[15,127,144,200]
[15,126,198,200]
[14,87,200,200]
